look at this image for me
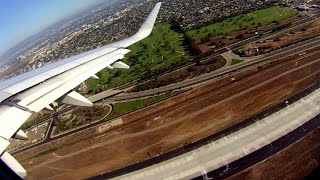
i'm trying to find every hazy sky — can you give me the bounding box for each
[0,0,103,56]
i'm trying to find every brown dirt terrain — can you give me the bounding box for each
[241,19,320,56]
[194,15,303,54]
[54,105,111,134]
[228,127,320,180]
[17,50,320,179]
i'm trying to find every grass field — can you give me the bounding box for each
[186,6,296,40]
[86,23,190,92]
[113,94,168,114]
[85,6,295,93]
[231,59,244,65]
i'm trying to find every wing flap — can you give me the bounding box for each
[0,105,32,140]
[0,137,10,154]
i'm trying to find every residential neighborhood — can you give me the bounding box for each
[0,0,277,80]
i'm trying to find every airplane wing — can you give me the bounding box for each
[0,2,161,179]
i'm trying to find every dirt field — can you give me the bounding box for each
[17,49,320,179]
[240,19,320,56]
[194,15,303,54]
[53,105,111,134]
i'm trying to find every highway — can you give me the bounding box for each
[227,15,317,49]
[100,36,320,102]
[90,82,320,180]
[12,14,320,154]
[13,30,320,155]
[16,28,320,143]
[111,87,320,180]
[114,15,318,91]
[14,33,320,155]
[11,15,320,179]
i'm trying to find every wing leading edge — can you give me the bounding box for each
[0,2,161,179]
[0,2,162,103]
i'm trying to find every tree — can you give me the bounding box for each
[235,34,244,39]
[113,70,121,78]
[195,58,201,65]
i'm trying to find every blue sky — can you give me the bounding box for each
[0,0,103,56]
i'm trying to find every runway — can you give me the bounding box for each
[111,86,320,180]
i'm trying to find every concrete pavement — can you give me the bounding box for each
[113,88,320,180]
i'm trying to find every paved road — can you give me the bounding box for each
[24,17,317,106]
[14,29,320,155]
[89,82,320,179]
[236,16,317,43]
[14,16,320,154]
[111,87,320,180]
[102,36,320,102]
[221,50,260,66]
[14,14,320,178]
[19,33,320,139]
[114,15,318,91]
[108,22,320,102]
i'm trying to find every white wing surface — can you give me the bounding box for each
[0,2,161,179]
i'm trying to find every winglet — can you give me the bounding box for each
[116,2,162,47]
[134,2,162,40]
